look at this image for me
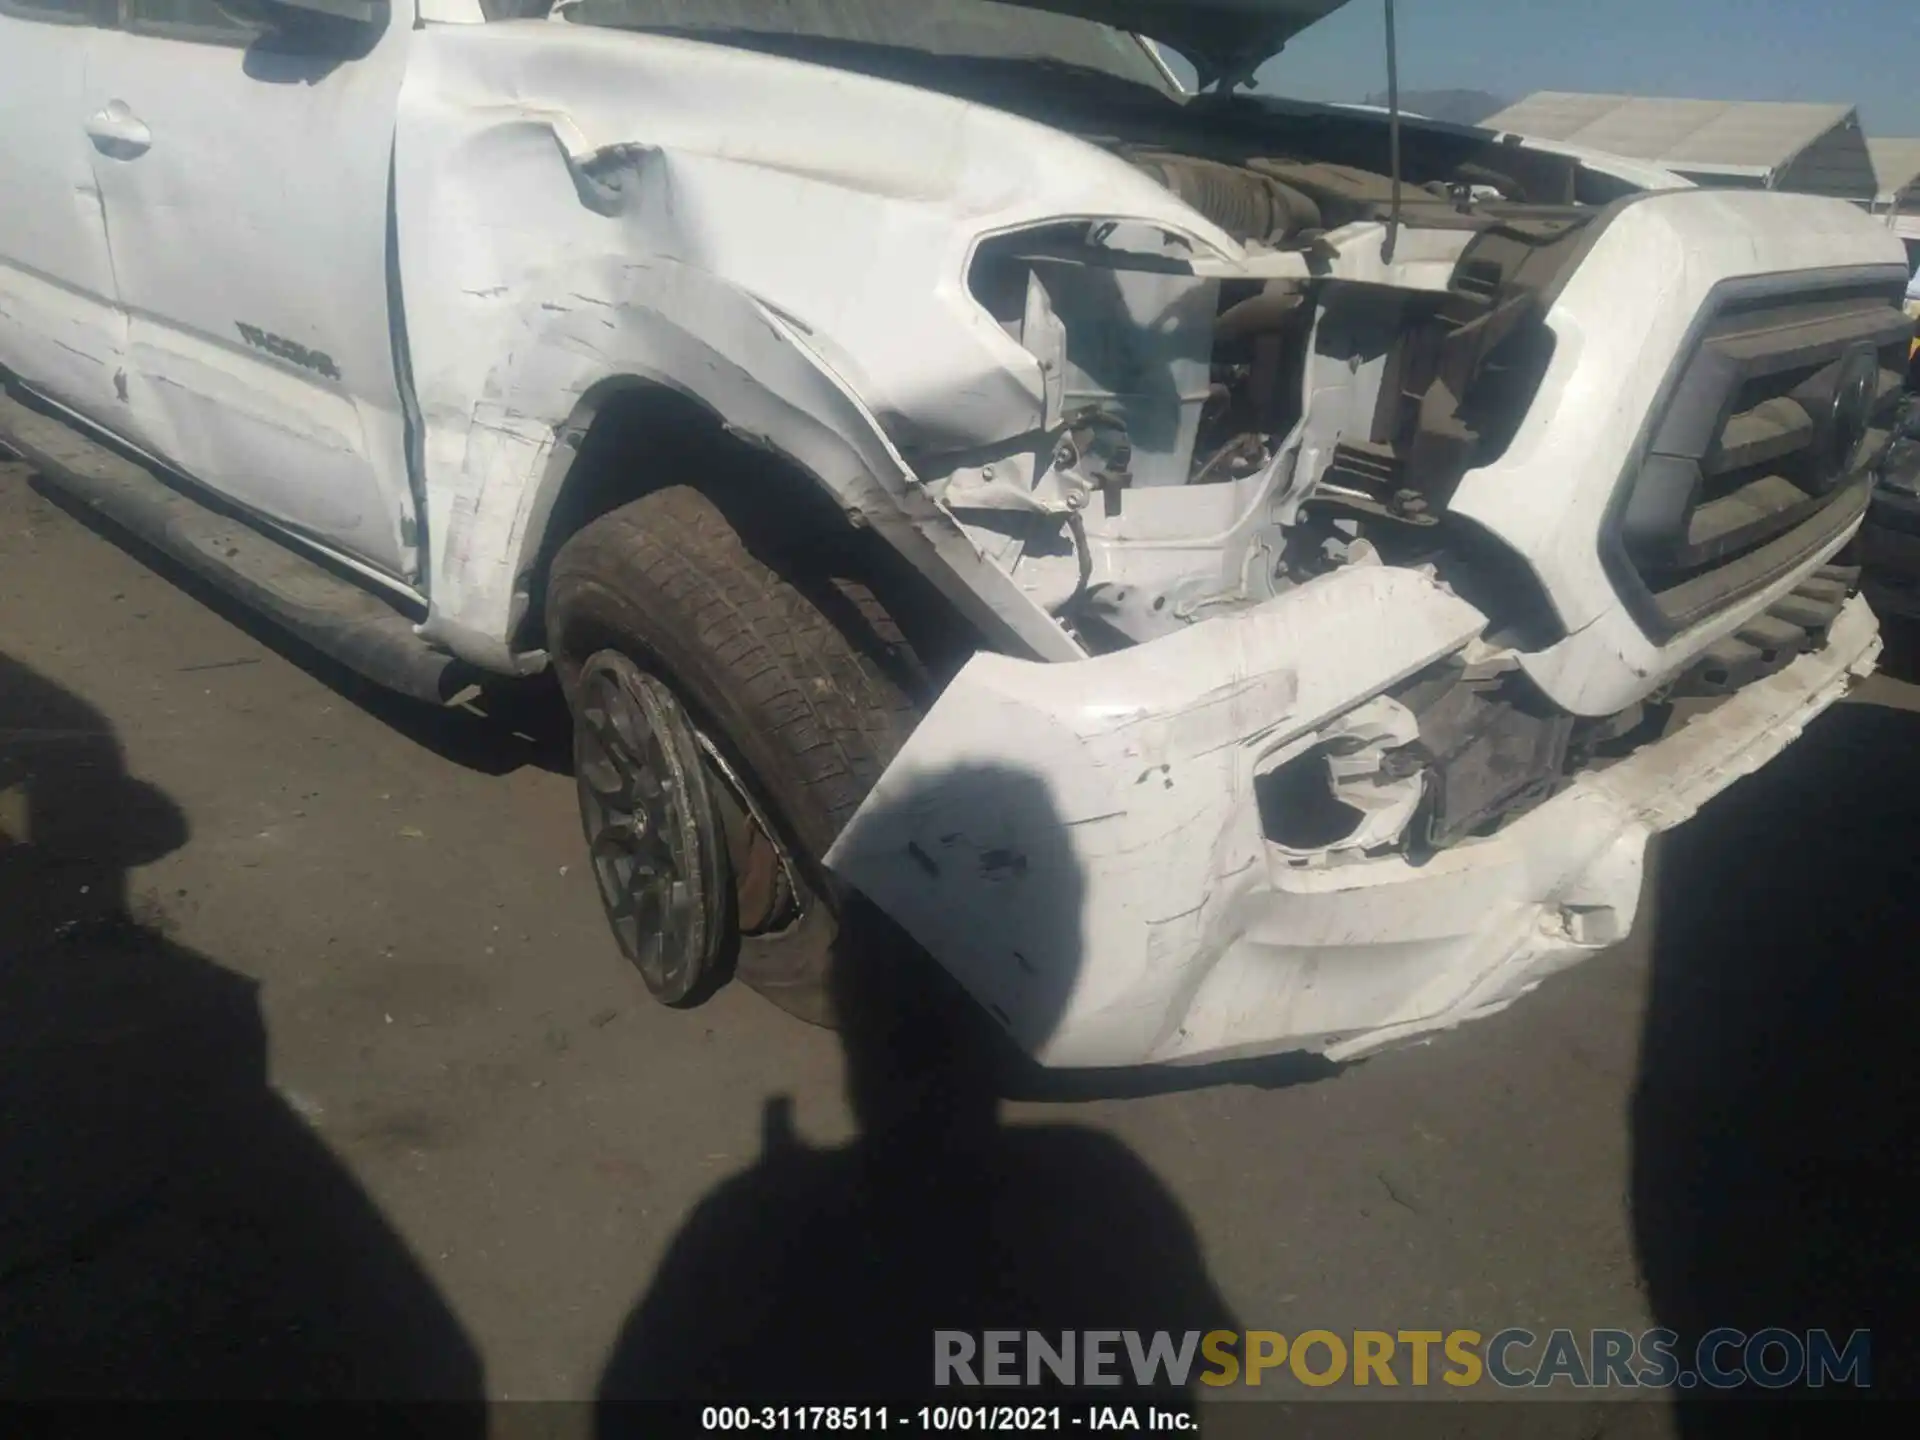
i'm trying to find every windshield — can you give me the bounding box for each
[555,0,1180,99]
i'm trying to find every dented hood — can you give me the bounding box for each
[1023,0,1354,85]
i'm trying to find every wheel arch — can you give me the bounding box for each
[411,266,1079,674]
[521,375,987,695]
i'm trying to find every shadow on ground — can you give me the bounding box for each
[1634,696,1920,1424]
[0,653,483,1404]
[597,767,1240,1422]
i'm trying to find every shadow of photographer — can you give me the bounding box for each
[597,764,1239,1420]
[1633,695,1920,1426]
[0,652,482,1405]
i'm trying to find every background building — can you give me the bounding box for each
[1482,91,1877,202]
[1868,139,1920,248]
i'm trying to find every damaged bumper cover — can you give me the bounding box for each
[826,565,1881,1069]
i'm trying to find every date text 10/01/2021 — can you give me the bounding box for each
[701,1407,1191,1432]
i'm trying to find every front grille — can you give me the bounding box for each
[1606,270,1911,638]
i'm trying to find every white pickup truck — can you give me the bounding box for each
[2,0,1910,1070]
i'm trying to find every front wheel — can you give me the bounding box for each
[545,484,923,1024]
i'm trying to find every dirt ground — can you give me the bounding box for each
[2,458,1915,1426]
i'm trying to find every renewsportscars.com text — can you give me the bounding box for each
[934,1328,1871,1391]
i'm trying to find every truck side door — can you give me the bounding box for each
[0,0,133,433]
[85,1,422,583]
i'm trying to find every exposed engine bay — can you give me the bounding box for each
[932,182,1575,862]
[923,97,1618,648]
[905,101,1892,872]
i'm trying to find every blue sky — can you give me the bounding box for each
[1238,0,1918,137]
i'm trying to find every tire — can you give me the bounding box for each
[545,484,923,1025]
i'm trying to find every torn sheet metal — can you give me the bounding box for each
[829,573,1879,1070]
[826,562,1488,1067]
[390,19,1262,669]
[387,18,1552,673]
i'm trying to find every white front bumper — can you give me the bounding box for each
[826,566,1881,1070]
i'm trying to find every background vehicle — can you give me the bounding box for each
[2,0,1909,1069]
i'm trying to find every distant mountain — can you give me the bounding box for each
[1360,89,1509,126]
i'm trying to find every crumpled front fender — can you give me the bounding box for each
[825,565,1488,1068]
